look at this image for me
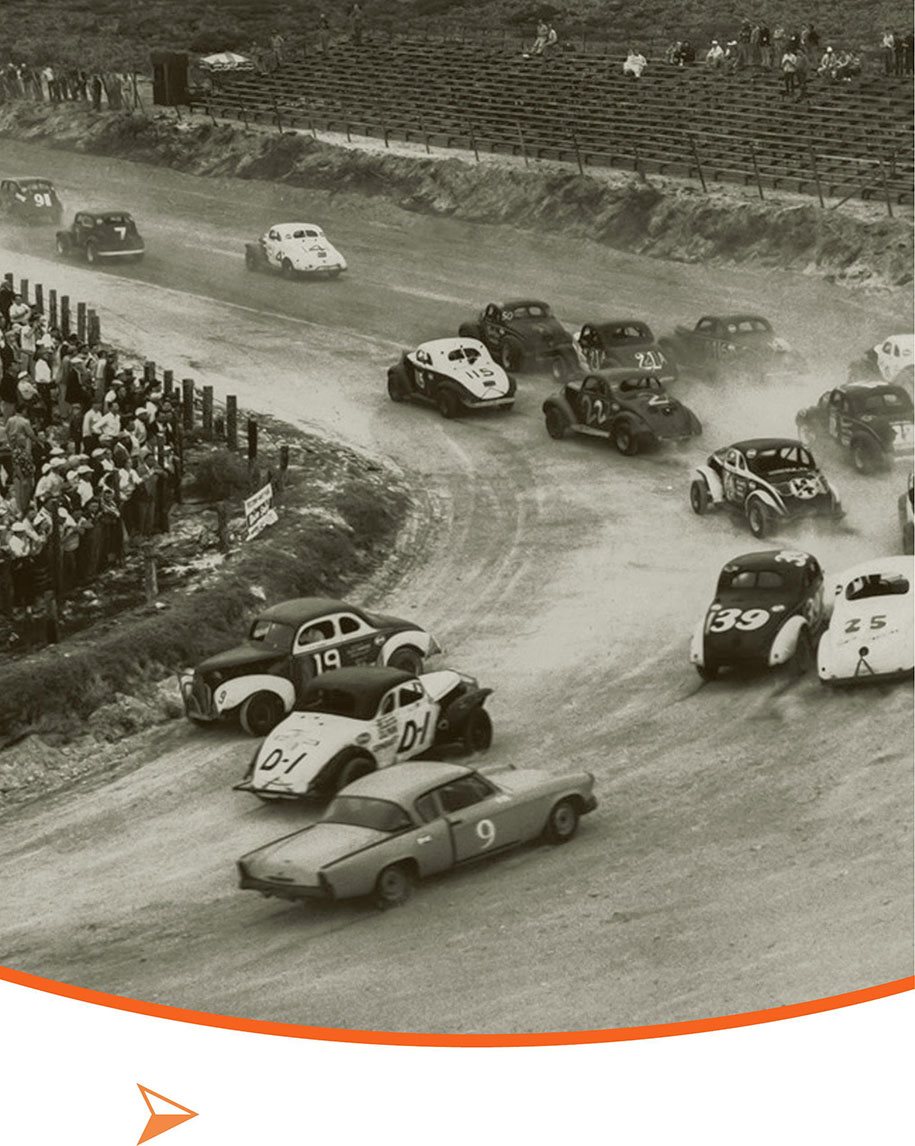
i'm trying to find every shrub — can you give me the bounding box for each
[190,448,252,502]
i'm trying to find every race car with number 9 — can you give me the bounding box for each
[689,549,825,680]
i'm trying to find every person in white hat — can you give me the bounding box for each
[706,38,725,66]
[34,459,66,501]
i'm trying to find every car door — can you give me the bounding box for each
[265,228,282,266]
[481,304,504,351]
[410,791,459,876]
[802,557,825,628]
[392,680,436,763]
[721,448,749,505]
[290,617,340,693]
[577,375,611,431]
[435,774,523,861]
[328,611,382,668]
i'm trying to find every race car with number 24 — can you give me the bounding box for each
[387,338,515,418]
[689,549,825,680]
[234,666,494,800]
[237,758,597,908]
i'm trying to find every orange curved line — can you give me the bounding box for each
[0,965,911,1046]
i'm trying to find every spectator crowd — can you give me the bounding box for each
[0,61,135,110]
[0,277,180,619]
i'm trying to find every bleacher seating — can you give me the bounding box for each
[193,39,914,205]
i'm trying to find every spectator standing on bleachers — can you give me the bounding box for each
[881,30,895,75]
[903,31,914,75]
[317,12,332,54]
[794,47,809,99]
[623,48,647,78]
[349,4,364,46]
[736,19,752,68]
[772,26,786,68]
[706,40,725,67]
[818,46,836,79]
[271,33,286,66]
[780,45,797,95]
[759,22,772,68]
[893,30,905,76]
[749,23,761,66]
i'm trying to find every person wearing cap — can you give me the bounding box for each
[818,46,836,77]
[706,39,725,66]
[8,293,30,326]
[34,458,66,501]
[5,405,37,511]
[82,399,104,452]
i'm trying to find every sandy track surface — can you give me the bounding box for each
[0,141,911,1033]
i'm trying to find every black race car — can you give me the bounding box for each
[574,319,677,385]
[690,438,844,539]
[387,338,515,418]
[543,368,701,455]
[179,596,439,736]
[796,381,914,474]
[458,299,578,380]
[689,549,826,680]
[0,176,62,224]
[661,314,805,384]
[56,209,145,264]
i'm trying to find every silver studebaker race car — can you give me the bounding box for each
[238,758,597,907]
[244,221,347,278]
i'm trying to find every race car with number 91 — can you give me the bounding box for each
[689,549,825,680]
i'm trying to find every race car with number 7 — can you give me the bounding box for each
[689,549,826,680]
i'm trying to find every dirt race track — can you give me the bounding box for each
[0,140,912,1034]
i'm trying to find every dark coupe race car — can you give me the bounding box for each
[796,381,914,474]
[542,368,701,455]
[238,758,597,908]
[690,438,844,539]
[574,319,677,385]
[458,299,578,379]
[661,314,805,384]
[0,177,62,224]
[56,209,145,264]
[179,596,439,736]
[689,549,825,680]
[387,337,515,418]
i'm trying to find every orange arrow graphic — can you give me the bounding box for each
[137,1084,198,1144]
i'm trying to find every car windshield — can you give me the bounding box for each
[447,346,483,364]
[296,685,372,720]
[720,569,787,591]
[857,389,913,416]
[726,318,772,335]
[291,228,321,239]
[100,213,132,225]
[747,445,814,475]
[618,376,664,394]
[510,304,551,320]
[20,180,52,192]
[248,620,294,652]
[323,796,413,832]
[845,573,910,601]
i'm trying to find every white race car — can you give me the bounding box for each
[900,472,914,554]
[386,338,516,418]
[817,557,914,685]
[244,222,347,278]
[234,665,494,800]
[850,334,914,389]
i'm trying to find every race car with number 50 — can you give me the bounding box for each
[387,338,515,418]
[233,666,494,800]
[458,299,579,379]
[237,758,597,908]
[817,558,914,685]
[689,550,825,680]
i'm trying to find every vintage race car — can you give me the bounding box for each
[237,758,597,907]
[244,222,346,278]
[387,338,515,418]
[573,319,677,385]
[796,381,914,474]
[233,666,494,800]
[179,597,439,736]
[661,314,805,384]
[543,368,701,455]
[848,334,914,389]
[0,176,62,224]
[689,549,825,680]
[458,299,578,379]
[817,557,914,685]
[900,472,914,554]
[56,209,145,263]
[690,438,844,539]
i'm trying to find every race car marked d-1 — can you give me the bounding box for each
[387,338,515,418]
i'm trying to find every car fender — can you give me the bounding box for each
[378,628,439,663]
[816,628,834,681]
[441,687,492,732]
[688,618,706,666]
[694,464,723,502]
[746,488,782,514]
[212,674,295,716]
[542,391,577,421]
[685,408,703,436]
[768,615,806,666]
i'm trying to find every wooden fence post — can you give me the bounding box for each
[88,309,100,343]
[34,283,44,314]
[3,272,11,288]
[878,156,894,218]
[226,395,238,451]
[690,135,708,193]
[144,361,156,384]
[808,146,825,208]
[750,143,765,200]
[517,122,528,167]
[181,378,195,431]
[76,301,86,341]
[49,288,58,328]
[247,418,258,462]
[163,369,173,398]
[143,542,158,603]
[60,295,70,336]
[570,127,584,176]
[202,385,214,440]
[19,278,29,304]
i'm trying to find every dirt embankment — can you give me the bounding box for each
[1,102,912,290]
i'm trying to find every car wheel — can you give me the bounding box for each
[239,691,286,737]
[544,798,579,845]
[689,479,710,515]
[851,439,879,475]
[747,501,770,539]
[695,662,718,681]
[244,249,259,271]
[335,751,375,792]
[436,388,461,419]
[374,863,413,909]
[613,422,639,456]
[544,406,569,440]
[85,241,98,265]
[387,369,409,403]
[280,258,295,279]
[462,707,493,754]
[55,236,69,258]
[904,523,915,556]
[500,340,523,372]
[385,645,424,674]
[791,627,814,676]
[550,355,570,382]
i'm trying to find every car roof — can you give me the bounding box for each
[502,298,550,310]
[9,176,52,184]
[309,665,416,699]
[729,438,803,453]
[270,222,323,230]
[840,380,909,396]
[341,759,475,802]
[723,550,813,572]
[257,596,355,625]
[834,556,914,585]
[586,319,652,334]
[711,313,771,324]
[415,337,488,356]
[80,209,132,217]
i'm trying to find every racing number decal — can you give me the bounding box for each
[892,423,914,444]
[476,819,496,850]
[775,551,809,567]
[581,394,606,427]
[398,712,432,754]
[114,225,127,241]
[312,648,342,673]
[844,616,887,634]
[33,192,52,208]
[464,368,494,380]
[708,608,770,633]
[635,350,663,371]
[258,748,309,774]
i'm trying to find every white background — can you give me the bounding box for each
[0,978,911,1144]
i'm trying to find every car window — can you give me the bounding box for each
[268,230,279,240]
[436,774,495,813]
[723,569,785,591]
[338,615,363,635]
[893,344,900,357]
[378,692,396,716]
[845,573,909,601]
[882,341,893,354]
[323,796,413,832]
[696,318,714,331]
[581,375,603,395]
[414,792,440,823]
[859,389,912,416]
[248,619,294,652]
[305,228,320,237]
[398,682,424,707]
[295,619,335,647]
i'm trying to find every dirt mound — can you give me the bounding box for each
[1,103,910,290]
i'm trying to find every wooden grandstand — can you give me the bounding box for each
[193,39,914,205]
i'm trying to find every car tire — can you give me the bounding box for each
[544,406,569,440]
[387,369,409,403]
[851,438,879,475]
[374,863,413,909]
[280,258,295,279]
[791,627,814,676]
[500,340,523,372]
[544,798,579,845]
[747,501,770,539]
[385,645,424,674]
[462,707,493,754]
[244,248,259,271]
[613,422,639,456]
[695,662,718,681]
[904,523,915,556]
[689,479,710,515]
[550,355,571,382]
[239,691,286,737]
[85,241,98,265]
[335,751,375,792]
[436,388,461,419]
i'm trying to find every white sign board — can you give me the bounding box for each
[244,481,278,540]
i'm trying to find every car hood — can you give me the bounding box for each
[492,767,593,798]
[251,712,367,794]
[196,642,285,677]
[243,822,388,884]
[419,669,466,702]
